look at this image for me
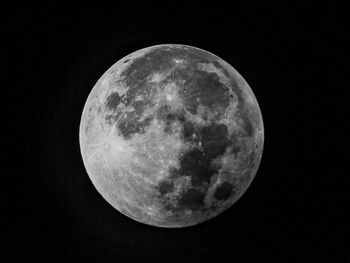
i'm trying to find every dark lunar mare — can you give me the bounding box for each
[171,122,233,210]
[156,103,237,211]
[104,88,156,139]
[105,46,254,141]
[120,46,212,91]
[117,115,153,139]
[119,45,232,118]
[214,182,235,201]
[157,180,174,195]
[179,69,230,115]
[105,92,122,110]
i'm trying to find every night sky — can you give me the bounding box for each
[7,3,347,262]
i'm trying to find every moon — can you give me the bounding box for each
[79,44,264,228]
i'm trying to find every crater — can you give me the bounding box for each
[214,182,235,201]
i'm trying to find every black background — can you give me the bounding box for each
[7,3,347,262]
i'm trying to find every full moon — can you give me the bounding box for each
[79,44,264,227]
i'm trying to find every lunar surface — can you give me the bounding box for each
[79,44,264,227]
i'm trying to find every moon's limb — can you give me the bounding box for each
[79,44,264,227]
